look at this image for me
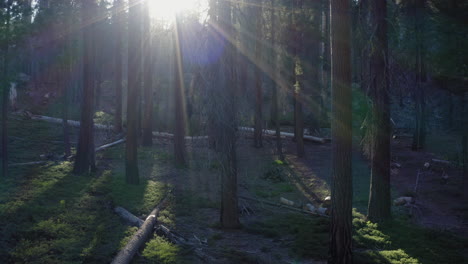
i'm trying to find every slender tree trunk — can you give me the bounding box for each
[142,0,154,147]
[271,0,284,161]
[1,3,11,178]
[63,6,73,158]
[253,3,263,148]
[462,92,467,201]
[74,0,96,174]
[367,0,391,222]
[321,0,330,126]
[294,0,305,157]
[173,15,187,166]
[113,0,123,133]
[125,0,141,184]
[412,2,426,151]
[218,0,239,229]
[329,0,353,263]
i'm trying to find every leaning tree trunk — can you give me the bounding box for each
[1,4,11,178]
[125,0,141,184]
[329,0,353,263]
[74,0,96,174]
[367,0,391,222]
[253,3,263,148]
[173,15,187,166]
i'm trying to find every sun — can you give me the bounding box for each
[148,0,201,21]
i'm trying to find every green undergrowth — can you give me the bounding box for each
[243,210,467,264]
[0,140,170,263]
[0,163,130,263]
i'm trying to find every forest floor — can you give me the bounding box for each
[1,116,467,263]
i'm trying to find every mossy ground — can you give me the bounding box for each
[1,119,467,263]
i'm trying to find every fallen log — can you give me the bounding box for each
[29,114,111,130]
[152,131,209,140]
[114,206,144,227]
[8,161,48,167]
[111,195,169,264]
[238,127,327,144]
[239,195,329,218]
[95,138,126,152]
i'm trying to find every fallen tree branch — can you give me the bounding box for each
[95,138,126,152]
[238,127,327,144]
[111,195,170,264]
[239,195,329,218]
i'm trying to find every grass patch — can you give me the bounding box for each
[142,237,180,264]
[353,210,468,264]
[244,214,329,259]
[0,164,129,263]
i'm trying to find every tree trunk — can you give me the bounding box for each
[113,0,123,133]
[125,0,141,184]
[367,0,391,222]
[294,0,305,157]
[111,196,168,264]
[412,1,426,151]
[218,0,240,229]
[329,0,353,263]
[173,15,187,166]
[1,4,11,178]
[270,0,284,161]
[321,0,331,126]
[253,3,263,148]
[142,1,154,147]
[63,8,73,158]
[462,92,467,201]
[73,0,96,174]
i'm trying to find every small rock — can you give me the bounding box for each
[394,196,414,206]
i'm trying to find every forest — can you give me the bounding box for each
[0,0,467,263]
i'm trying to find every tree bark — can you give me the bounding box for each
[329,0,353,263]
[125,0,142,184]
[142,0,154,147]
[173,15,187,166]
[367,0,391,222]
[253,3,263,148]
[73,0,96,174]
